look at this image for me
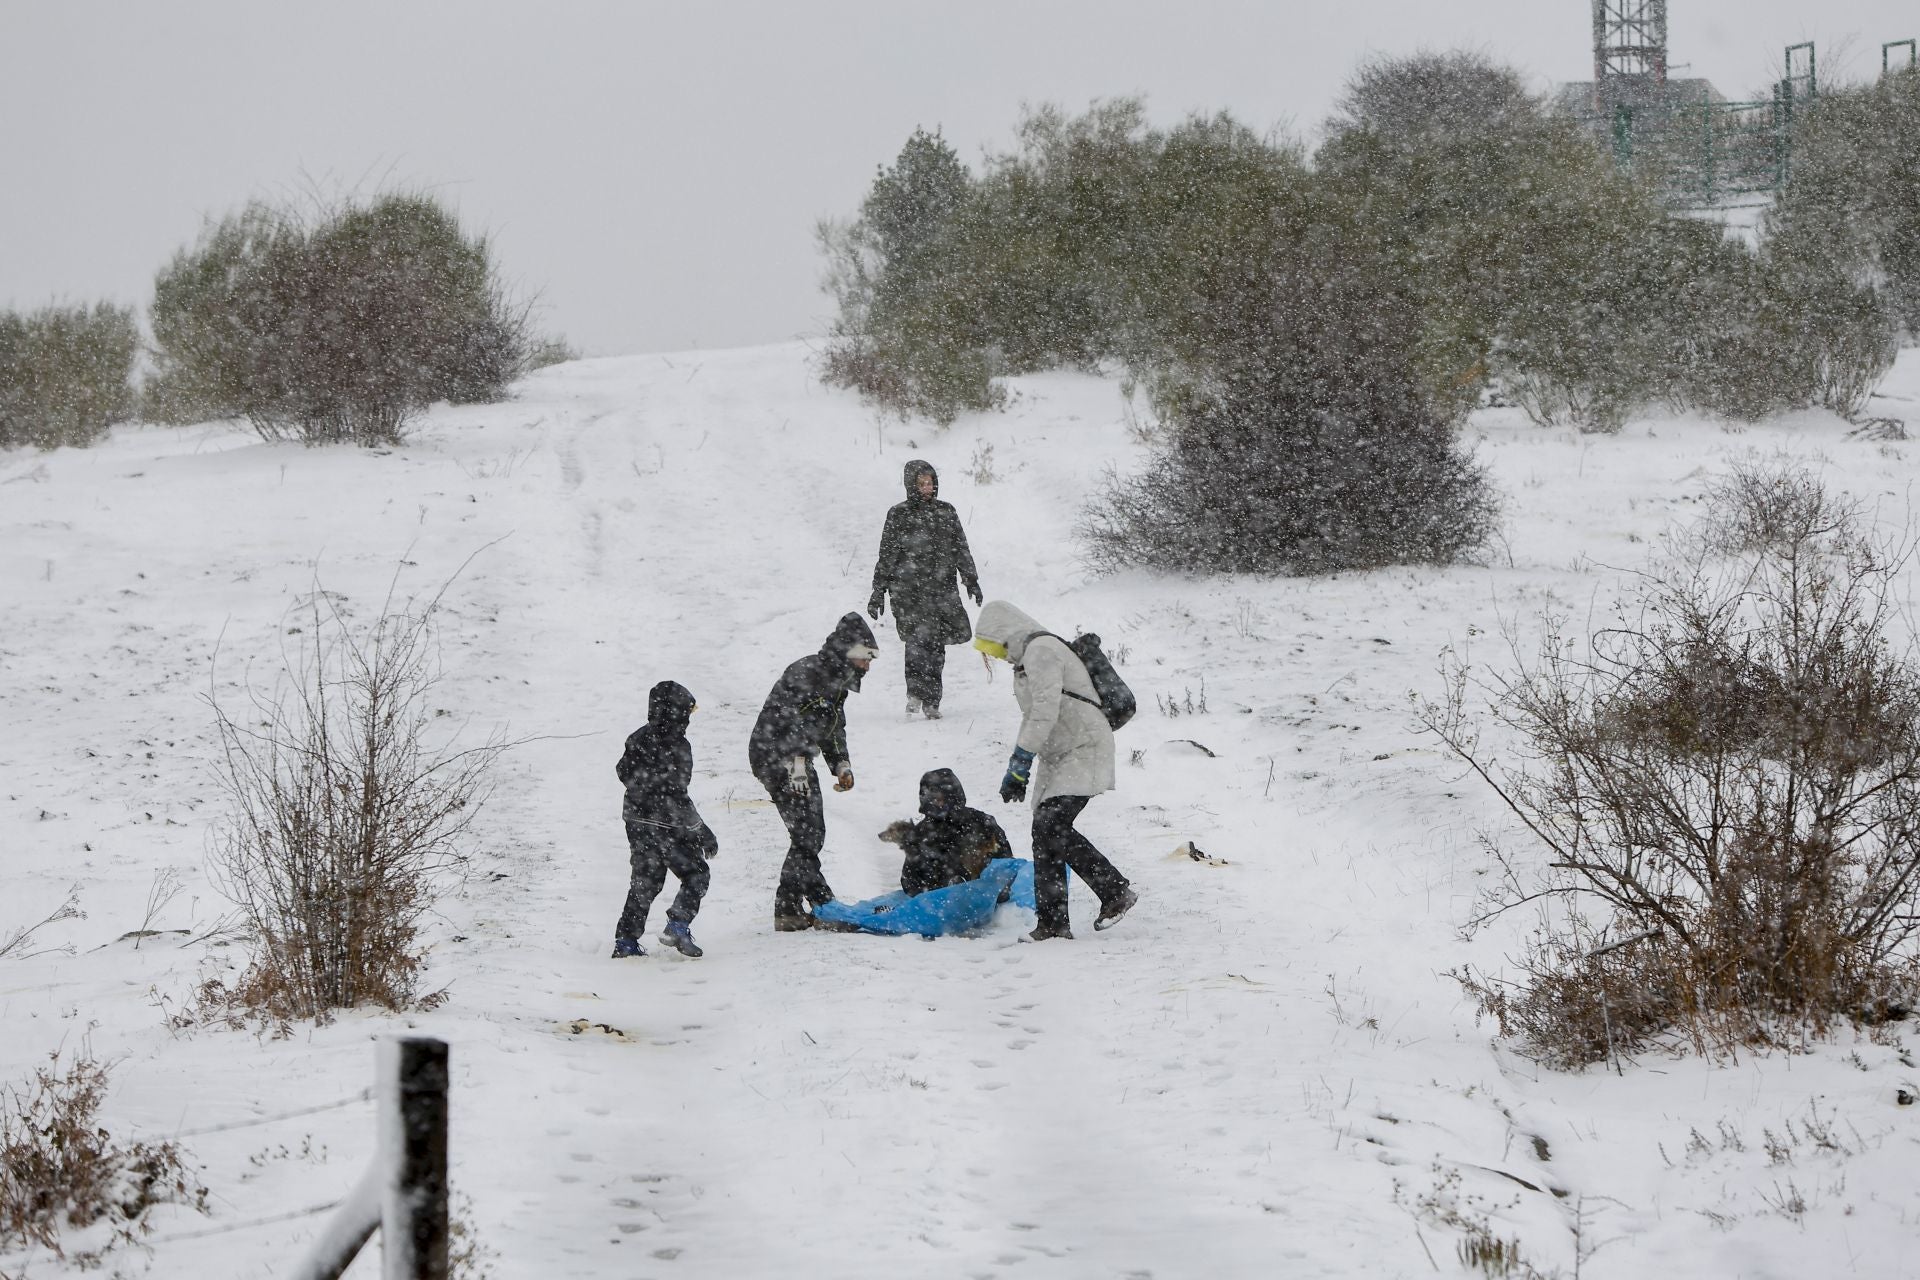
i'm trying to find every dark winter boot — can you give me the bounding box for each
[773,913,814,932]
[1094,886,1138,932]
[611,937,645,959]
[659,921,703,958]
[922,703,942,719]
[1025,922,1073,942]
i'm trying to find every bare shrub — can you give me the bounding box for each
[0,303,138,450]
[521,335,579,372]
[963,440,997,485]
[0,889,83,961]
[204,573,506,1026]
[1426,464,1920,1066]
[0,1050,206,1262]
[1395,1164,1552,1280]
[819,327,1003,426]
[1696,453,1858,557]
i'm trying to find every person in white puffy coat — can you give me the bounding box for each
[973,600,1136,940]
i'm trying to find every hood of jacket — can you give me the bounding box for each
[819,611,879,687]
[903,458,939,502]
[918,766,966,815]
[974,600,1046,664]
[647,680,695,735]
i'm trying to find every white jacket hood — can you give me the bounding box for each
[974,600,1046,664]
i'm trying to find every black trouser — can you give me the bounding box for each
[903,630,946,709]
[1031,795,1129,933]
[616,816,709,939]
[763,762,834,917]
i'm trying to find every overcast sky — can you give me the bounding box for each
[2,1,1914,357]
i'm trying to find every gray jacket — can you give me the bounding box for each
[974,600,1115,807]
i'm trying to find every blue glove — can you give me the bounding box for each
[1000,747,1035,804]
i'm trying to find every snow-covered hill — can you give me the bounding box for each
[3,343,1917,1278]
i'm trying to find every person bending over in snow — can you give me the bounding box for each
[613,680,717,959]
[868,459,982,720]
[748,612,878,931]
[973,601,1137,941]
[878,767,1014,896]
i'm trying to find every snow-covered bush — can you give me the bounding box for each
[1656,247,1894,423]
[1770,66,1920,340]
[0,1050,205,1262]
[205,583,506,1026]
[1319,49,1901,431]
[148,194,530,444]
[818,126,1002,424]
[819,103,1308,424]
[1319,51,1702,433]
[1079,221,1498,575]
[0,302,138,449]
[1429,463,1920,1067]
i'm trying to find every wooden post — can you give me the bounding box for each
[382,1037,449,1280]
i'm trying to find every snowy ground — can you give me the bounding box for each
[3,343,1918,1279]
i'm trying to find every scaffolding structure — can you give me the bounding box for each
[1569,3,1918,208]
[1570,4,1823,207]
[1591,0,1669,111]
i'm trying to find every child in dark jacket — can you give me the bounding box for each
[879,768,1013,896]
[613,681,717,958]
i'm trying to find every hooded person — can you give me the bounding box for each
[885,767,1014,896]
[973,601,1138,940]
[868,460,982,719]
[748,612,879,930]
[612,680,717,958]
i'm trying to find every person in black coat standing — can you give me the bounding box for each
[883,767,1014,896]
[613,680,716,958]
[749,612,879,931]
[868,460,982,720]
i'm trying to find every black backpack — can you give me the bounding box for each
[1039,631,1136,732]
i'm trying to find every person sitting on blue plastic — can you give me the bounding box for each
[879,767,1013,896]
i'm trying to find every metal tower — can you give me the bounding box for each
[1593,1,1669,110]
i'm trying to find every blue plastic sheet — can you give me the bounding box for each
[812,858,1034,937]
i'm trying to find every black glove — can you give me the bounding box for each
[999,748,1034,804]
[966,580,983,607]
[696,823,718,860]
[868,593,885,621]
